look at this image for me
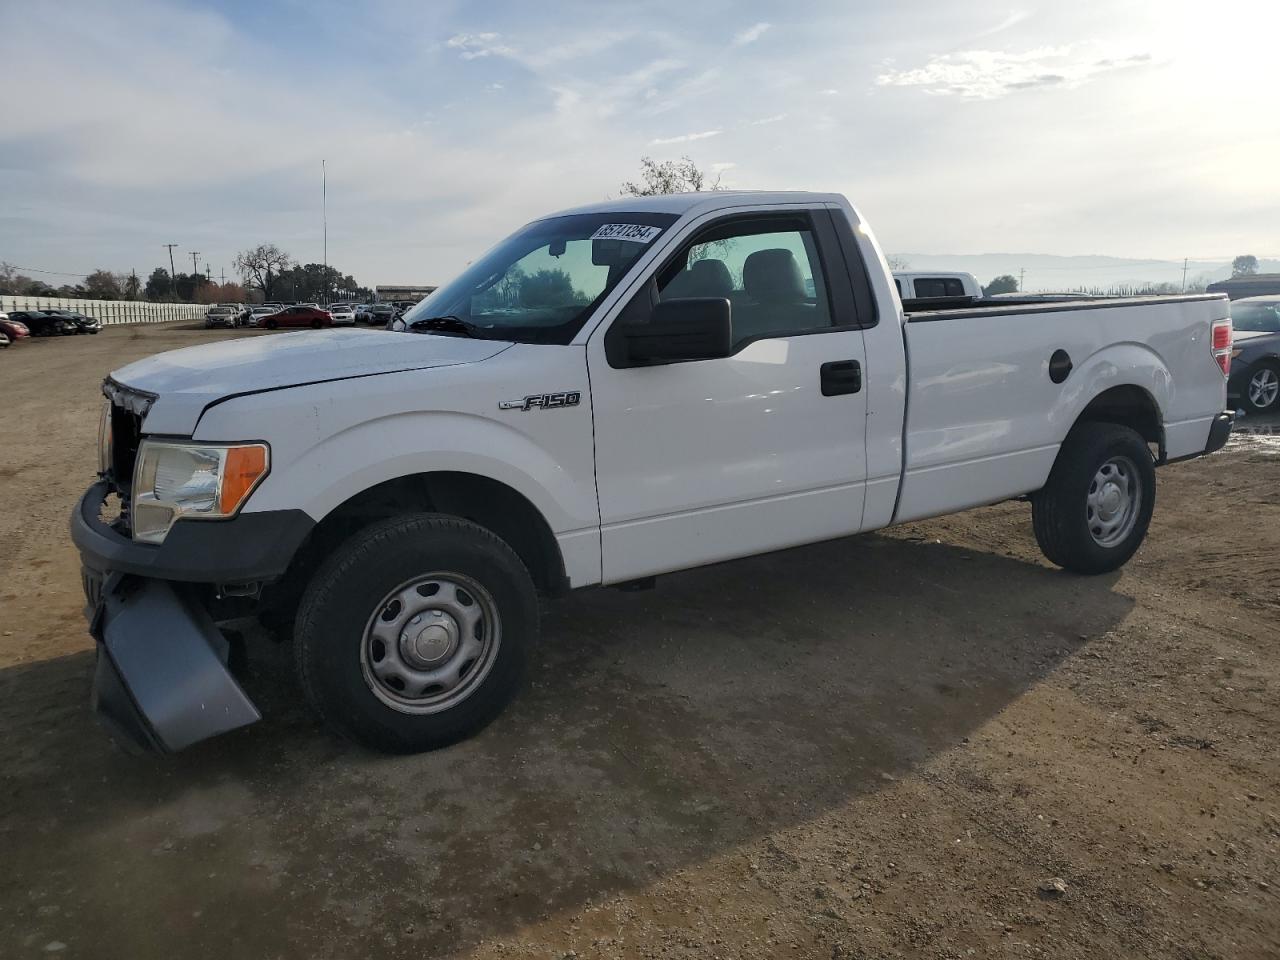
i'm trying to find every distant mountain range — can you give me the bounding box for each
[888,254,1280,293]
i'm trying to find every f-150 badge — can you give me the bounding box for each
[499,392,582,411]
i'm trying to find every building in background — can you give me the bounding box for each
[375,285,436,304]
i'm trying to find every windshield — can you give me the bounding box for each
[403,211,677,343]
[1233,302,1280,333]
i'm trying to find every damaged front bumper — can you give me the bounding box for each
[88,573,260,754]
[72,482,314,754]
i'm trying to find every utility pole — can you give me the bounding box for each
[1181,257,1189,293]
[190,251,201,276]
[163,244,179,301]
[1019,267,1025,292]
[322,159,328,305]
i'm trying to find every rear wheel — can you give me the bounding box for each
[1242,362,1280,415]
[311,319,323,329]
[1032,423,1156,574]
[294,514,537,753]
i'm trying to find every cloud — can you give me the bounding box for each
[976,10,1031,38]
[876,47,1152,99]
[445,32,515,60]
[650,129,721,145]
[733,22,771,46]
[749,113,787,125]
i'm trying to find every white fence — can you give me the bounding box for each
[0,295,209,326]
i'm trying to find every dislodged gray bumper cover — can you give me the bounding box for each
[91,574,260,754]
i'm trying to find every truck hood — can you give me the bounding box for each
[112,330,511,435]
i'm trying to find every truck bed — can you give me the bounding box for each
[903,293,1226,321]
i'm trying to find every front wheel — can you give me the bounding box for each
[294,514,537,753]
[1241,362,1280,415]
[1032,423,1156,574]
[265,318,278,330]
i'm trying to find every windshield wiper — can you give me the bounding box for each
[407,315,489,338]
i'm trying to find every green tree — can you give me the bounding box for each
[144,267,172,301]
[518,269,581,307]
[84,269,123,300]
[621,156,721,196]
[1232,255,1259,277]
[983,274,1019,296]
[172,272,209,302]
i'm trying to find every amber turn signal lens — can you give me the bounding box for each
[219,445,268,514]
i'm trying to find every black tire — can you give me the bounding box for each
[265,318,278,330]
[1240,361,1280,415]
[1031,422,1156,574]
[294,514,537,753]
[310,319,323,329]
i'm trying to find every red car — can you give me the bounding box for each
[257,305,334,330]
[0,314,32,343]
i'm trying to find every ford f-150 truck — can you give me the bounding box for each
[72,191,1235,755]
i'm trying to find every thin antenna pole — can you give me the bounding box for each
[322,159,327,304]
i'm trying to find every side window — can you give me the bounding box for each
[913,277,964,298]
[656,217,833,348]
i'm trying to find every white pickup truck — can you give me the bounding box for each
[73,191,1234,755]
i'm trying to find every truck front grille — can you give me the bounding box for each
[102,379,156,537]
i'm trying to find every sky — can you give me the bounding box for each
[2,0,1277,291]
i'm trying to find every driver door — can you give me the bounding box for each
[587,208,871,584]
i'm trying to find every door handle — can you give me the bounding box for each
[820,359,862,396]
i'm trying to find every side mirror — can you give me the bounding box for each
[622,297,732,365]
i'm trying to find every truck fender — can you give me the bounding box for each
[1049,341,1170,447]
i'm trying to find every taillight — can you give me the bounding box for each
[1211,318,1232,377]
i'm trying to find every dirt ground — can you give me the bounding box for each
[0,322,1277,960]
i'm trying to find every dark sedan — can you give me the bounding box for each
[44,309,102,334]
[7,310,77,337]
[1228,296,1280,414]
[257,305,334,329]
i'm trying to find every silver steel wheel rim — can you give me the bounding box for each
[1086,455,1141,548]
[1249,368,1279,409]
[360,572,501,715]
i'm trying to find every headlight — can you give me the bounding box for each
[131,441,269,544]
[98,401,112,475]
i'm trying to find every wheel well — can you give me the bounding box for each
[273,473,568,612]
[1072,385,1164,459]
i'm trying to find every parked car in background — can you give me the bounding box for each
[45,310,102,334]
[367,303,396,326]
[0,331,9,349]
[0,313,31,344]
[258,305,333,329]
[205,306,238,328]
[8,310,76,336]
[1227,295,1280,414]
[354,303,374,323]
[328,304,357,326]
[892,271,983,301]
[249,305,280,325]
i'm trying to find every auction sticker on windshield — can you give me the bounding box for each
[590,223,662,243]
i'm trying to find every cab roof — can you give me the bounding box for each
[540,190,848,220]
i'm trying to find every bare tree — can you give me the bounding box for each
[621,156,721,196]
[885,255,911,271]
[234,244,293,299]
